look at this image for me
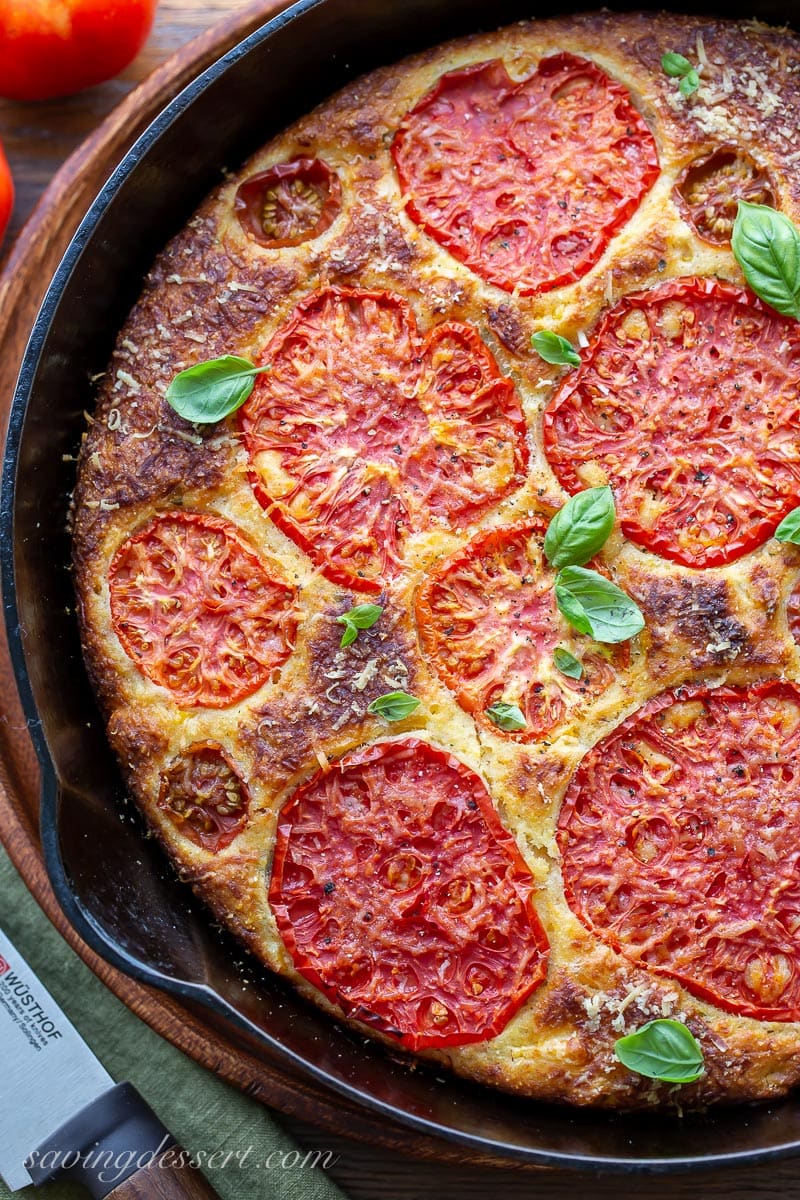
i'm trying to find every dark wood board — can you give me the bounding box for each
[1,3,800,1195]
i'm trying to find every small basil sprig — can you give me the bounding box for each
[555,566,644,644]
[615,1019,705,1084]
[661,51,700,97]
[732,201,800,319]
[166,355,270,423]
[553,647,583,680]
[486,701,527,731]
[544,486,616,569]
[368,692,420,721]
[531,330,581,368]
[337,603,383,648]
[775,506,800,544]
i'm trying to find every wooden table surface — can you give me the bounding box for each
[2,3,800,1197]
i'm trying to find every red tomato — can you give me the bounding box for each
[109,510,297,708]
[544,277,800,568]
[0,139,12,246]
[159,742,249,853]
[270,737,549,1048]
[392,54,659,295]
[558,680,800,1021]
[0,0,158,102]
[416,521,627,741]
[240,287,528,592]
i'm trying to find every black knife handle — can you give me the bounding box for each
[26,1081,218,1200]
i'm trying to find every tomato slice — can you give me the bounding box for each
[159,742,249,852]
[269,737,549,1048]
[544,277,800,568]
[416,522,627,740]
[392,54,659,295]
[559,680,800,1021]
[109,511,297,708]
[234,158,341,248]
[676,148,774,246]
[240,288,527,591]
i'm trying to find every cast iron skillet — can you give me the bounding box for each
[5,0,800,1172]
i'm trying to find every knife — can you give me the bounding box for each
[0,926,219,1198]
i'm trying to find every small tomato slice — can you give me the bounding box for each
[240,287,528,591]
[109,510,297,708]
[0,0,158,101]
[270,737,549,1048]
[416,522,627,740]
[559,680,800,1021]
[392,54,658,295]
[676,147,774,246]
[159,742,249,852]
[544,277,800,568]
[234,158,341,248]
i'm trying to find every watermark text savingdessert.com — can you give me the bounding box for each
[24,1139,340,1185]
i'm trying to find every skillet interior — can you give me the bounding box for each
[5,0,800,1170]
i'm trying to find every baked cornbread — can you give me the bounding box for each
[73,11,800,1109]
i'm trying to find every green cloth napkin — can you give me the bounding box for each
[0,847,349,1200]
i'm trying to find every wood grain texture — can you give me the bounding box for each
[1,4,800,1197]
[106,1157,221,1200]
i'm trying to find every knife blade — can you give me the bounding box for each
[0,926,218,1198]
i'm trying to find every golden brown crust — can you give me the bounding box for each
[73,11,800,1110]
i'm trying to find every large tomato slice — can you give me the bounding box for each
[544,277,800,568]
[240,288,528,591]
[559,681,800,1021]
[416,521,627,740]
[269,737,549,1048]
[109,511,297,708]
[391,54,659,295]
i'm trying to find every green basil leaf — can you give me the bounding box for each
[531,330,581,368]
[367,692,420,721]
[555,566,645,644]
[732,201,800,319]
[336,603,383,647]
[775,506,800,545]
[339,619,358,648]
[166,355,270,423]
[553,647,583,680]
[344,603,383,630]
[679,68,700,97]
[661,51,693,77]
[615,1019,704,1084]
[486,701,527,731]
[544,487,616,569]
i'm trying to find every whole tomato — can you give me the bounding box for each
[0,139,13,246]
[0,1,158,101]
